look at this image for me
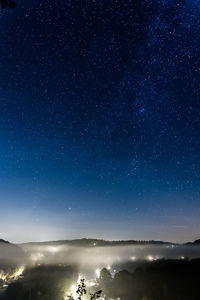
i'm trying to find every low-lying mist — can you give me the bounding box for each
[1,239,200,278]
[1,241,200,300]
[20,243,200,277]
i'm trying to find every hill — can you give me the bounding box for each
[0,239,27,268]
[20,238,174,248]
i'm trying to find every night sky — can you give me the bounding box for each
[0,0,200,243]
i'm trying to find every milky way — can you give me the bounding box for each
[0,0,199,242]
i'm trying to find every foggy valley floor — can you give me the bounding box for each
[1,239,200,300]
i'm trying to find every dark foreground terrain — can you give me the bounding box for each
[1,238,200,300]
[108,258,200,300]
[0,258,200,300]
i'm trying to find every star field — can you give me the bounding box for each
[0,0,200,242]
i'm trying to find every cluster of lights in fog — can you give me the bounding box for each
[0,267,24,283]
[48,246,59,254]
[30,252,44,261]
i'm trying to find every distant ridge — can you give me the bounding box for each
[0,238,27,266]
[20,238,175,247]
[184,239,200,246]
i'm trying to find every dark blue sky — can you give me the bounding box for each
[0,0,200,242]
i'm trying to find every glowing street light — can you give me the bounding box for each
[130,256,136,261]
[147,255,154,261]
